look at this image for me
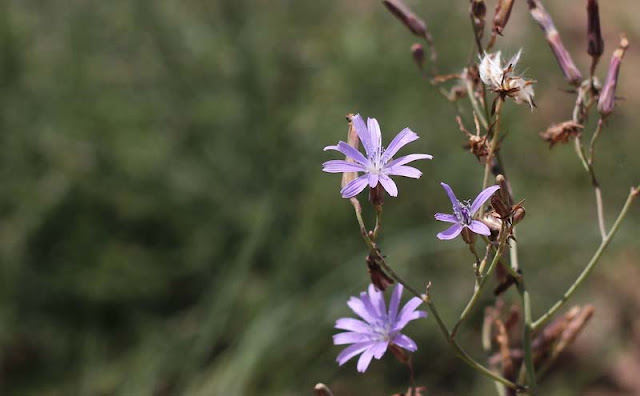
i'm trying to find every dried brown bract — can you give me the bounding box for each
[456,115,490,162]
[539,121,583,148]
[366,252,394,291]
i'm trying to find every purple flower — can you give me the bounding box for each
[323,114,432,198]
[435,182,500,240]
[333,283,427,373]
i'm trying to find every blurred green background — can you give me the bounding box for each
[0,1,638,395]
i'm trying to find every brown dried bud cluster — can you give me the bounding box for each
[492,0,515,36]
[456,115,490,162]
[527,0,583,85]
[490,175,525,227]
[586,0,604,74]
[366,252,394,292]
[598,35,629,117]
[539,121,583,148]
[383,0,428,38]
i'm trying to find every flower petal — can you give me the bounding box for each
[437,223,463,240]
[468,220,491,236]
[340,174,369,198]
[434,213,458,223]
[392,333,418,352]
[382,128,419,162]
[333,331,373,345]
[336,341,375,366]
[335,317,371,333]
[378,174,398,197]
[368,172,379,188]
[370,341,389,359]
[385,165,422,179]
[347,295,376,324]
[440,182,461,214]
[470,185,500,215]
[356,345,376,373]
[393,296,425,331]
[322,160,365,173]
[388,283,403,324]
[352,114,374,158]
[368,284,386,318]
[359,291,380,324]
[324,141,368,165]
[385,153,432,168]
[367,118,382,157]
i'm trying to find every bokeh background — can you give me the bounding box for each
[0,1,638,395]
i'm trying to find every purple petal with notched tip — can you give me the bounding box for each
[434,213,458,223]
[440,182,461,214]
[469,220,491,236]
[367,118,382,156]
[322,160,365,173]
[379,174,398,197]
[335,317,371,333]
[382,128,419,162]
[470,185,500,215]
[336,341,375,366]
[386,153,433,168]
[324,141,368,165]
[437,223,463,240]
[340,175,369,198]
[351,114,374,158]
[333,332,373,345]
[385,165,422,179]
[392,333,418,352]
[388,283,403,324]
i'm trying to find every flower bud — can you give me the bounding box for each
[411,43,425,70]
[383,0,428,38]
[366,253,394,292]
[389,343,410,364]
[598,35,629,117]
[369,183,384,207]
[461,227,477,245]
[586,0,604,73]
[512,206,526,225]
[527,0,583,85]
[314,384,334,396]
[493,0,515,36]
[470,0,487,39]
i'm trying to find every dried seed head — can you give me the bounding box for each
[586,0,604,73]
[383,0,428,38]
[527,0,583,85]
[493,0,515,36]
[539,121,583,148]
[598,35,629,117]
[411,43,425,70]
[470,0,487,38]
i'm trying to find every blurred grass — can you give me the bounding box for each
[0,0,638,395]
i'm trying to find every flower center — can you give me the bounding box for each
[369,319,393,341]
[454,200,472,225]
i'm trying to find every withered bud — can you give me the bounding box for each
[314,384,334,396]
[598,35,629,117]
[539,121,583,148]
[366,253,394,291]
[342,114,360,189]
[461,227,477,245]
[496,174,513,206]
[411,43,425,70]
[586,0,604,62]
[527,0,583,85]
[383,0,428,38]
[483,211,503,233]
[512,206,526,225]
[470,0,487,38]
[493,0,515,36]
[491,194,512,220]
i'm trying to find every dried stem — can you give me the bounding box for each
[532,187,639,330]
[482,97,504,201]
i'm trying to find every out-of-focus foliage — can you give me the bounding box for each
[0,1,638,395]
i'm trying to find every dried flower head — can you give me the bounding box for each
[435,182,500,240]
[457,115,490,162]
[323,114,432,198]
[479,50,536,108]
[587,0,604,74]
[539,121,583,148]
[333,284,427,373]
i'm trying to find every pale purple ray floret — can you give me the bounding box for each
[333,283,427,373]
[323,114,432,198]
[435,182,500,240]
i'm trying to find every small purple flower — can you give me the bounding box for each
[333,283,427,373]
[434,182,500,240]
[323,114,432,198]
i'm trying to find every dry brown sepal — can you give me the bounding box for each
[539,121,583,148]
[586,0,604,75]
[342,114,360,189]
[313,383,334,396]
[366,251,394,292]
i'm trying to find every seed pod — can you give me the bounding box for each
[470,0,487,39]
[383,0,428,38]
[366,253,394,292]
[342,114,360,189]
[598,35,629,117]
[586,0,604,75]
[512,206,526,225]
[527,0,583,85]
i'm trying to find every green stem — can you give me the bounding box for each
[532,187,639,330]
[516,280,537,393]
